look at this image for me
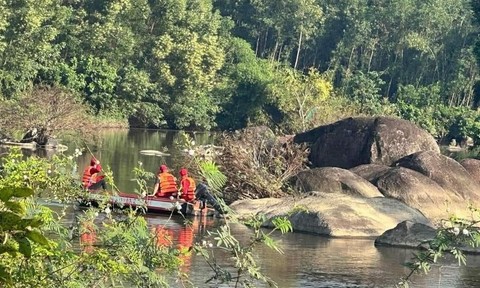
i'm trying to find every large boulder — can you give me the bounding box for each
[374,167,462,220]
[294,116,439,169]
[294,167,383,198]
[395,151,480,203]
[230,193,431,237]
[460,158,480,185]
[350,164,391,182]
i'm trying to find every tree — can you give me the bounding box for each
[146,0,226,129]
[0,85,94,145]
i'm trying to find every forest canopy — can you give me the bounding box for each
[0,0,480,141]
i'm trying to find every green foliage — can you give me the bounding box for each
[269,67,334,132]
[196,213,292,287]
[343,71,393,115]
[0,186,51,284]
[0,0,478,135]
[214,37,277,130]
[0,148,185,288]
[198,160,228,195]
[395,84,445,136]
[394,83,480,142]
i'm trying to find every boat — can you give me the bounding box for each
[84,190,215,216]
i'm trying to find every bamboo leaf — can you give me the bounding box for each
[0,187,14,202]
[11,187,34,198]
[0,211,22,230]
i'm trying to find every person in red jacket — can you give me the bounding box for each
[179,168,196,202]
[82,157,106,190]
[152,164,178,197]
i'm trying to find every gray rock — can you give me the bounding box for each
[375,167,460,220]
[375,221,436,248]
[460,158,480,185]
[395,151,480,202]
[230,193,431,237]
[375,220,480,254]
[350,164,391,182]
[294,116,439,169]
[294,167,383,198]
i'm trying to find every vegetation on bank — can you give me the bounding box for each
[0,144,293,287]
[1,1,480,144]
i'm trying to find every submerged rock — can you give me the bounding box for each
[375,220,480,254]
[375,221,436,249]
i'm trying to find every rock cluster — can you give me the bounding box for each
[230,117,480,249]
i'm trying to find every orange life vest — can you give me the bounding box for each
[82,167,95,188]
[180,177,196,202]
[157,172,178,196]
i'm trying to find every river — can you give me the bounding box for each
[36,129,480,287]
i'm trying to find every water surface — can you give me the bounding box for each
[30,129,480,287]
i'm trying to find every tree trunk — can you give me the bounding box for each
[271,40,279,62]
[294,29,303,70]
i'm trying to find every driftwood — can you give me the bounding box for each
[216,128,309,204]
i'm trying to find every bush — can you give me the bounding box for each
[0,85,96,144]
[215,127,309,203]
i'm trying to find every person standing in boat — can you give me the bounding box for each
[178,168,196,202]
[82,157,107,190]
[152,164,178,197]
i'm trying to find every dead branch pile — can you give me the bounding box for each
[0,85,96,145]
[216,127,309,204]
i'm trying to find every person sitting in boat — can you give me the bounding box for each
[152,164,178,197]
[82,157,107,190]
[179,168,196,202]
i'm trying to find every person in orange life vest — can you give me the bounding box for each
[152,164,178,197]
[82,157,106,190]
[179,168,196,202]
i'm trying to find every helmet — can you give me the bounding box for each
[179,168,188,176]
[159,164,168,172]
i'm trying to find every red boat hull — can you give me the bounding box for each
[85,190,201,215]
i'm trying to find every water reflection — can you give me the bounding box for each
[75,129,216,193]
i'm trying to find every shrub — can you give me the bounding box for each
[0,85,96,145]
[215,127,309,203]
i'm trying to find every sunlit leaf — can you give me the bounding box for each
[4,201,26,215]
[25,230,50,246]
